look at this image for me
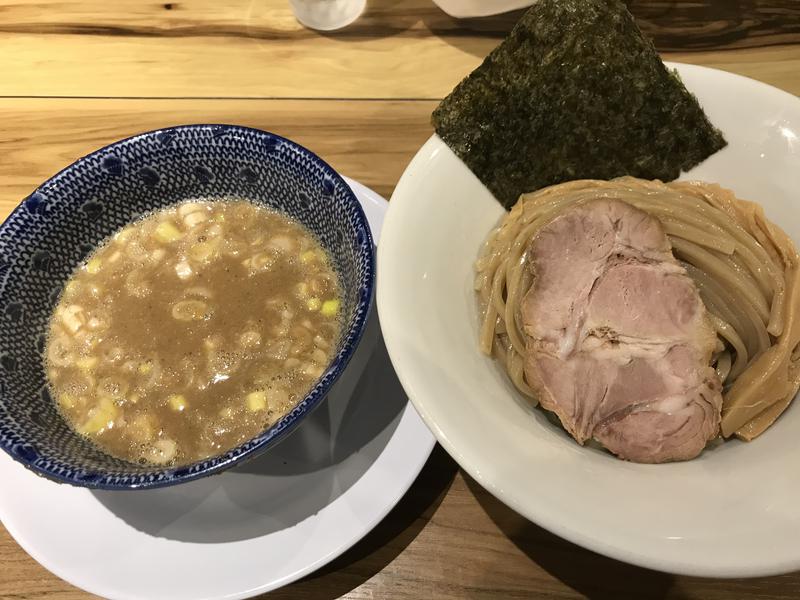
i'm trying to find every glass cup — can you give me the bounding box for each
[289,0,366,31]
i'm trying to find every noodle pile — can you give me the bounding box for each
[475,177,800,441]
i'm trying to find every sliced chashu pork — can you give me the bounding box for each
[521,199,722,463]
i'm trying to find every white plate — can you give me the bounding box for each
[377,64,800,577]
[431,0,533,18]
[0,177,436,600]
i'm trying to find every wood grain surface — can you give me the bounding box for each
[0,97,434,208]
[1,0,799,98]
[1,1,800,598]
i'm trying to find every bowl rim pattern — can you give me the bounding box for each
[0,124,375,490]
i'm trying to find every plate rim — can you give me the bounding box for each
[377,62,800,578]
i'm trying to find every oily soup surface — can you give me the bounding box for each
[45,200,343,467]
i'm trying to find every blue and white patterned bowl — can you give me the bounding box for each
[0,124,374,490]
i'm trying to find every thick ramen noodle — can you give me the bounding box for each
[45,200,343,466]
[475,177,800,441]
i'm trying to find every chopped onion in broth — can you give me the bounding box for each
[44,199,343,467]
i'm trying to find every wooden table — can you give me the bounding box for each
[1,1,799,598]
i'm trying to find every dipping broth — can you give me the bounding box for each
[45,200,343,466]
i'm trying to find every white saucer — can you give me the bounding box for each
[0,177,436,600]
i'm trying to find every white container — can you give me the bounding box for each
[377,63,800,579]
[431,0,534,18]
[289,0,366,31]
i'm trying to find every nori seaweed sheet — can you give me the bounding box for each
[432,0,727,209]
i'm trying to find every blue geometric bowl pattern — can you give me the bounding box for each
[0,125,374,489]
